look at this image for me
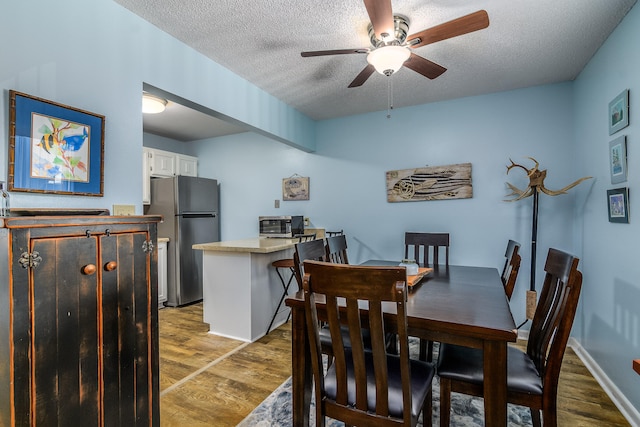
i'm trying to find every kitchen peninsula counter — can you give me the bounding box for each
[193,237,299,342]
[192,237,298,254]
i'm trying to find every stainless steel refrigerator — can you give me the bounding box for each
[148,176,220,306]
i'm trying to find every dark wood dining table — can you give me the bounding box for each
[285,261,518,426]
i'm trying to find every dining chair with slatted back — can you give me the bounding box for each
[293,238,327,288]
[501,239,522,300]
[325,234,349,265]
[404,232,450,361]
[404,232,450,267]
[325,229,344,237]
[302,260,435,427]
[437,248,582,427]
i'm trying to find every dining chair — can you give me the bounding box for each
[501,239,522,300]
[325,229,344,237]
[302,260,435,427]
[295,238,367,361]
[404,232,450,267]
[325,234,349,264]
[436,248,583,427]
[404,232,450,361]
[293,237,327,287]
[266,233,318,334]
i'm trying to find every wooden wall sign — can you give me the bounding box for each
[386,163,472,202]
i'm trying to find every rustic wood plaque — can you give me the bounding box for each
[386,163,472,202]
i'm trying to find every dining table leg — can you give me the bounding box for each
[483,340,508,426]
[290,303,312,427]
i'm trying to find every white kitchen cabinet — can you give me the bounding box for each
[158,239,167,307]
[149,149,176,177]
[143,148,199,204]
[177,154,198,177]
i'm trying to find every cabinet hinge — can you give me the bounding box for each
[19,251,43,269]
[142,240,154,253]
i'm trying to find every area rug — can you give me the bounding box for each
[238,341,533,426]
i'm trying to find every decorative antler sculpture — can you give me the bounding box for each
[505,157,592,202]
[504,157,591,322]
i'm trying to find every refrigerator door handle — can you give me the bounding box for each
[181,212,217,218]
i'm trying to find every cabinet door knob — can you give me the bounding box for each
[105,261,117,271]
[82,264,97,275]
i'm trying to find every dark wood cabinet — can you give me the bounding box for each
[0,215,161,426]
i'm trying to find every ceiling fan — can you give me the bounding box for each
[301,0,489,88]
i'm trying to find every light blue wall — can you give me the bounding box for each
[573,2,640,410]
[192,82,581,331]
[0,0,314,212]
[1,0,638,420]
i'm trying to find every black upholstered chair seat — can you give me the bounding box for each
[324,349,435,419]
[437,343,543,396]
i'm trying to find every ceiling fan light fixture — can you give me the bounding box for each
[367,45,411,76]
[142,93,167,114]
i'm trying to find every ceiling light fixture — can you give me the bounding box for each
[367,45,411,76]
[142,93,167,114]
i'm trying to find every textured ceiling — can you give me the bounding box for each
[116,0,636,140]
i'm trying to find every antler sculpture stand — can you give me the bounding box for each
[505,157,591,321]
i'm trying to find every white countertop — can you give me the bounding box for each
[192,237,299,254]
[158,237,169,243]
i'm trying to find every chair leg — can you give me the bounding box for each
[422,385,433,426]
[440,378,452,427]
[419,339,433,362]
[266,267,294,334]
[386,333,398,355]
[531,408,542,427]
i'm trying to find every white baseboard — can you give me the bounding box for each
[516,331,640,426]
[568,338,640,427]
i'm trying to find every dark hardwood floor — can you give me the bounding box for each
[158,303,630,426]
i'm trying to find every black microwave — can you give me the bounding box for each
[259,215,304,238]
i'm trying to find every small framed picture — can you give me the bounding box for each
[609,135,627,184]
[609,89,629,135]
[282,176,309,201]
[607,187,629,223]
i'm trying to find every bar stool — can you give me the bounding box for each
[266,233,316,334]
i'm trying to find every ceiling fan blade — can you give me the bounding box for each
[403,53,447,80]
[348,64,376,88]
[407,10,489,49]
[301,48,368,57]
[363,0,394,40]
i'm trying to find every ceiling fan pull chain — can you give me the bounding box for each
[387,76,394,119]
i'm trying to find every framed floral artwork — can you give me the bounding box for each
[8,90,105,196]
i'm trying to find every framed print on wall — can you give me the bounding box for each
[607,187,629,223]
[609,135,627,184]
[609,89,629,135]
[282,175,309,200]
[8,90,105,196]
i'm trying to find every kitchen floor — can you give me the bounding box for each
[158,303,292,426]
